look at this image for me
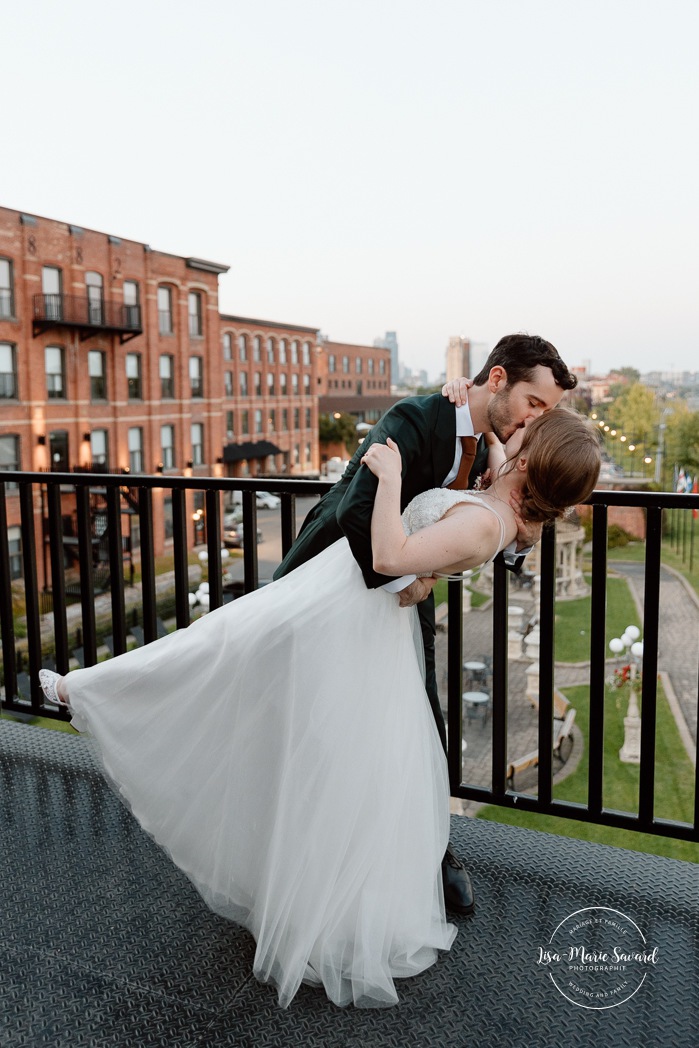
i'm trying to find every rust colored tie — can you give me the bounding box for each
[447,435,478,490]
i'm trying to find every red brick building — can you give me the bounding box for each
[317,339,394,418]
[218,316,319,477]
[0,206,320,586]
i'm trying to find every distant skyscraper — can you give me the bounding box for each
[374,331,399,384]
[446,336,470,382]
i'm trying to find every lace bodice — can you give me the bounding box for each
[401,488,507,579]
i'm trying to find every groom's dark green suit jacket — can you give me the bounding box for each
[274,393,488,589]
[274,393,489,752]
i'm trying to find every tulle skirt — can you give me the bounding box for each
[64,538,456,1007]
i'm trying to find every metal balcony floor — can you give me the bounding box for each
[1,719,697,1048]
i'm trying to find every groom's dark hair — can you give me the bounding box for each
[472,333,577,391]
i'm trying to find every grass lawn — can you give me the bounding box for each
[433,578,489,609]
[553,576,639,663]
[477,680,698,863]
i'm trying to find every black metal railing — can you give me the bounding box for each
[1,472,697,845]
[32,294,142,340]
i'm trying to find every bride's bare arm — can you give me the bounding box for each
[362,439,512,577]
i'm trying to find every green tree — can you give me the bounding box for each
[665,405,699,474]
[318,413,359,454]
[606,384,659,446]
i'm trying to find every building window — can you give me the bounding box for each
[279,339,287,364]
[379,359,386,375]
[163,496,174,541]
[355,356,362,374]
[158,286,173,335]
[303,374,310,394]
[241,410,249,435]
[368,358,375,375]
[188,291,203,337]
[161,425,175,469]
[223,332,233,360]
[123,280,139,326]
[239,334,248,361]
[42,266,62,320]
[225,411,234,437]
[292,373,299,395]
[269,408,276,432]
[0,258,14,318]
[224,370,233,397]
[91,429,109,467]
[88,350,107,400]
[239,371,248,397]
[253,336,262,362]
[305,407,311,428]
[294,407,300,429]
[328,355,336,373]
[190,356,203,397]
[126,353,142,399]
[255,409,263,434]
[280,373,287,396]
[305,442,311,464]
[254,371,262,397]
[342,356,349,374]
[45,346,66,399]
[49,430,69,471]
[128,427,143,472]
[0,342,17,399]
[267,337,275,364]
[0,434,20,489]
[85,271,104,325]
[291,340,299,365]
[303,341,312,366]
[293,444,300,466]
[160,354,174,398]
[282,408,289,431]
[191,423,204,465]
[8,525,22,579]
[267,372,275,395]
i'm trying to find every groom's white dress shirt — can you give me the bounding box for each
[382,400,526,593]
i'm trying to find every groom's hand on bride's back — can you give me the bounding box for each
[397,577,437,608]
[441,377,473,407]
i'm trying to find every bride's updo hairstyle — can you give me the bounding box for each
[508,410,601,523]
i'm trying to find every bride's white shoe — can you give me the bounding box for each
[39,669,67,706]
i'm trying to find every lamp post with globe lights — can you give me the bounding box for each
[609,625,644,763]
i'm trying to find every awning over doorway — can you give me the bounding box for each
[222,441,283,463]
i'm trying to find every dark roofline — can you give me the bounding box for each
[1,205,229,273]
[220,314,319,335]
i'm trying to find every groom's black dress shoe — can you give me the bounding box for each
[442,845,475,915]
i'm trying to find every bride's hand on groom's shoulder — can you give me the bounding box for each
[361,437,402,480]
[441,377,473,406]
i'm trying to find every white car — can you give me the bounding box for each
[256,491,281,509]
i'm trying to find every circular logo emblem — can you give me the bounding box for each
[537,906,659,1009]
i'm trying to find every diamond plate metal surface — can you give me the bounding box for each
[1,719,697,1047]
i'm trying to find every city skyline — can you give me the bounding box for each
[3,0,697,379]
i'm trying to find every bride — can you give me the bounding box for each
[39,410,600,1009]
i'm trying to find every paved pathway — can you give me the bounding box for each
[611,560,699,744]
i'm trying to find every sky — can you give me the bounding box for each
[3,0,697,379]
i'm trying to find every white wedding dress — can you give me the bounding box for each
[62,490,505,1008]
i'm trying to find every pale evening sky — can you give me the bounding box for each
[2,0,697,379]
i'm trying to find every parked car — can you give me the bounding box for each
[256,491,281,509]
[222,522,262,548]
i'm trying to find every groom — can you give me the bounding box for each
[274,333,577,915]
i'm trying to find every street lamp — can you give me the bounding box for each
[609,625,643,763]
